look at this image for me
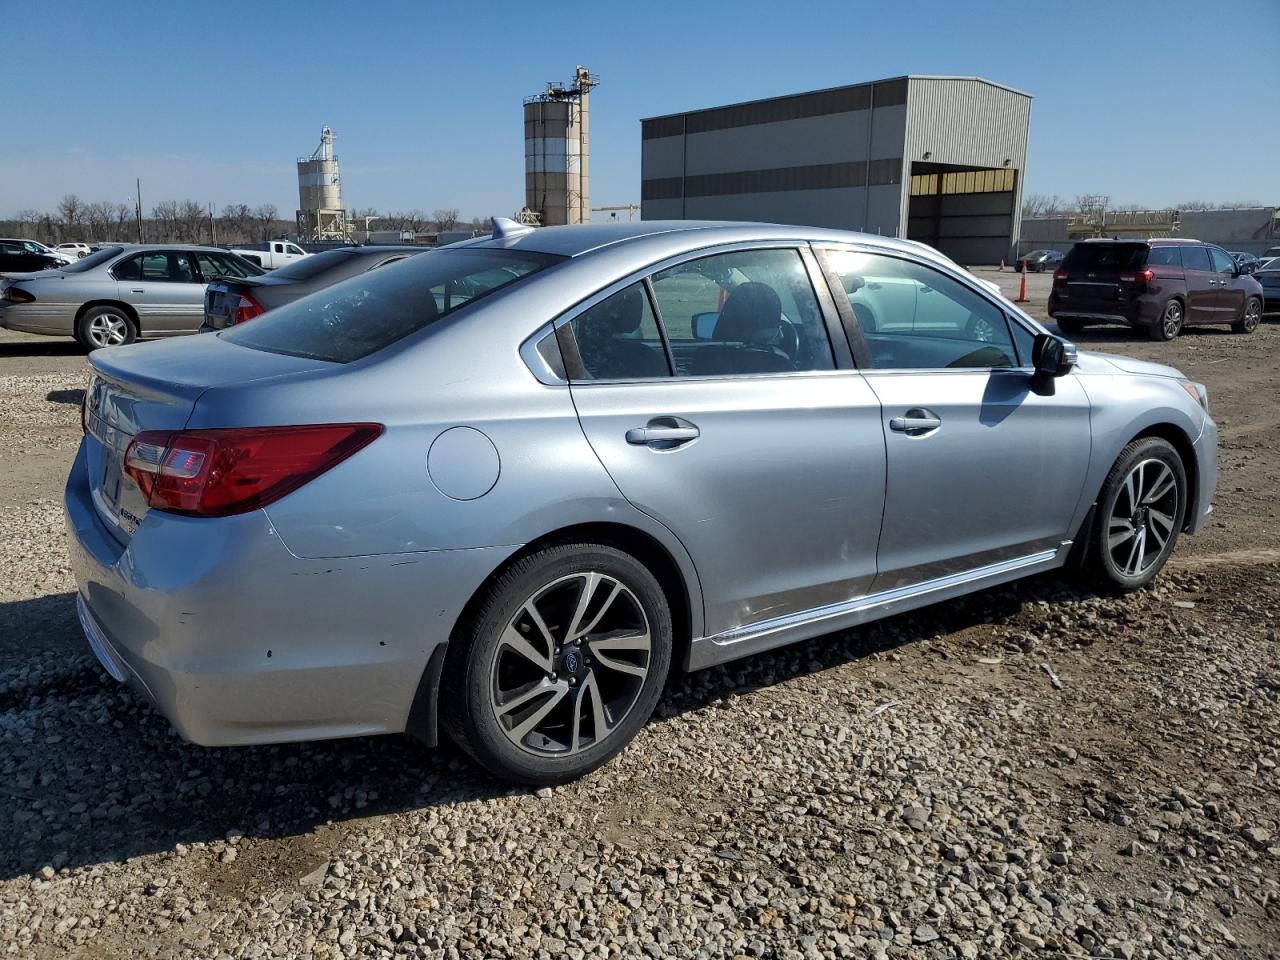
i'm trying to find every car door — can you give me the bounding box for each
[818,245,1092,592]
[1178,245,1219,323]
[1207,246,1245,322]
[561,245,887,641]
[113,250,204,333]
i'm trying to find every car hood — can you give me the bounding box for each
[1077,350,1185,380]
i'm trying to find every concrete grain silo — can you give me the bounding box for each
[524,67,597,227]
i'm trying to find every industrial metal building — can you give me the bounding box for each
[641,76,1031,264]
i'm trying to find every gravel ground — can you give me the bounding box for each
[1,275,1277,959]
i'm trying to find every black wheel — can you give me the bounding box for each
[1056,316,1084,336]
[1080,437,1187,593]
[441,543,672,785]
[1150,299,1184,341]
[1232,297,1262,335]
[77,305,137,350]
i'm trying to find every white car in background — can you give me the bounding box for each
[54,242,92,260]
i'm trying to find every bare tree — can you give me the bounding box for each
[432,208,460,233]
[252,204,279,241]
[113,202,134,240]
[152,200,180,241]
[222,203,253,243]
[178,200,205,242]
[57,194,84,238]
[83,201,114,241]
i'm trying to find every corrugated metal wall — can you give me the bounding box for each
[903,79,1031,263]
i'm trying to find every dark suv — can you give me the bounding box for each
[1048,238,1264,340]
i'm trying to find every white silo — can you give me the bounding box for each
[296,126,350,240]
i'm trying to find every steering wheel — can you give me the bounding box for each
[773,317,801,361]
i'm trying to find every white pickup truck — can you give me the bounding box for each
[227,240,310,270]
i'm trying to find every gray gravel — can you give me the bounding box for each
[0,327,1277,959]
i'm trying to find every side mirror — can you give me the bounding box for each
[1032,333,1075,377]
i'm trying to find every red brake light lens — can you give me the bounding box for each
[233,292,265,324]
[123,423,382,516]
[1119,269,1156,284]
[3,285,35,303]
[1053,269,1068,281]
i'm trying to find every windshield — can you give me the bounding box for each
[221,247,564,362]
[63,247,124,273]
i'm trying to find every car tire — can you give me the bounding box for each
[1149,299,1184,341]
[77,305,137,350]
[1079,436,1187,594]
[1056,317,1084,336]
[441,542,673,785]
[1231,297,1262,335]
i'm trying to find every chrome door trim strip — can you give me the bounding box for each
[688,546,1067,670]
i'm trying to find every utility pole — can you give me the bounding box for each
[208,202,217,246]
[135,178,144,243]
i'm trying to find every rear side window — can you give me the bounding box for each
[1182,246,1211,272]
[221,248,562,362]
[1146,246,1182,267]
[1063,244,1147,272]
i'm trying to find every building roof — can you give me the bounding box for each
[641,74,1029,123]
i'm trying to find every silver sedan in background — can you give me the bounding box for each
[66,220,1217,784]
[0,244,262,349]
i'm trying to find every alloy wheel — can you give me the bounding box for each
[490,572,651,758]
[1162,301,1183,339]
[88,312,130,347]
[1242,299,1261,333]
[1107,459,1180,578]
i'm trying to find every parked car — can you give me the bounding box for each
[0,238,74,266]
[201,245,427,332]
[1019,249,1063,273]
[1048,238,1264,340]
[1254,259,1280,314]
[66,219,1218,784]
[228,240,310,270]
[1230,251,1262,274]
[0,240,65,274]
[1261,246,1280,262]
[54,242,92,260]
[0,244,263,349]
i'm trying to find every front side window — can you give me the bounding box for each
[1208,247,1236,275]
[560,282,670,380]
[648,248,834,376]
[823,249,1017,370]
[222,248,562,363]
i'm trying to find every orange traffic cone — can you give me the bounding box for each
[1016,268,1029,303]
[999,259,1005,271]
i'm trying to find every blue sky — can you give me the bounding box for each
[5,0,1277,219]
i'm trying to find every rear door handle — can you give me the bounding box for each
[131,288,145,293]
[626,417,700,448]
[889,409,942,436]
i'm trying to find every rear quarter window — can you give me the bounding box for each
[1146,247,1183,267]
[220,248,563,362]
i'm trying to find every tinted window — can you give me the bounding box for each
[1182,246,1212,272]
[63,247,123,273]
[1146,246,1183,267]
[195,252,260,279]
[824,250,1016,370]
[222,248,561,363]
[649,248,834,376]
[561,283,670,380]
[1208,247,1236,275]
[1062,243,1147,272]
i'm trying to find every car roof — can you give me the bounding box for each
[460,220,959,263]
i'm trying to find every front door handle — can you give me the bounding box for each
[131,288,145,293]
[626,417,700,448]
[889,409,942,436]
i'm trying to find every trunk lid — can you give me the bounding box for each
[83,334,334,543]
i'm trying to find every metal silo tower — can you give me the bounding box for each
[523,66,598,227]
[296,126,351,241]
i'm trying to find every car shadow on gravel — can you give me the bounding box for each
[0,342,86,358]
[46,388,85,405]
[0,573,1088,880]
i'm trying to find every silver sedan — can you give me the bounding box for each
[0,244,262,349]
[66,220,1217,784]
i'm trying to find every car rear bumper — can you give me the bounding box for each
[64,440,509,747]
[1048,294,1158,326]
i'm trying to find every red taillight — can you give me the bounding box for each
[123,423,382,517]
[2,285,35,303]
[1119,269,1156,284]
[1053,270,1068,281]
[233,292,264,324]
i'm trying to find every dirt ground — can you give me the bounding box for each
[0,268,1276,959]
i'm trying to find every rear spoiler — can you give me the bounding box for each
[208,274,270,287]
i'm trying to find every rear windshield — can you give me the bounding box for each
[63,247,124,273]
[1063,243,1147,271]
[269,248,363,281]
[221,248,563,362]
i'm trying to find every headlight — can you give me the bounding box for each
[1179,380,1209,414]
